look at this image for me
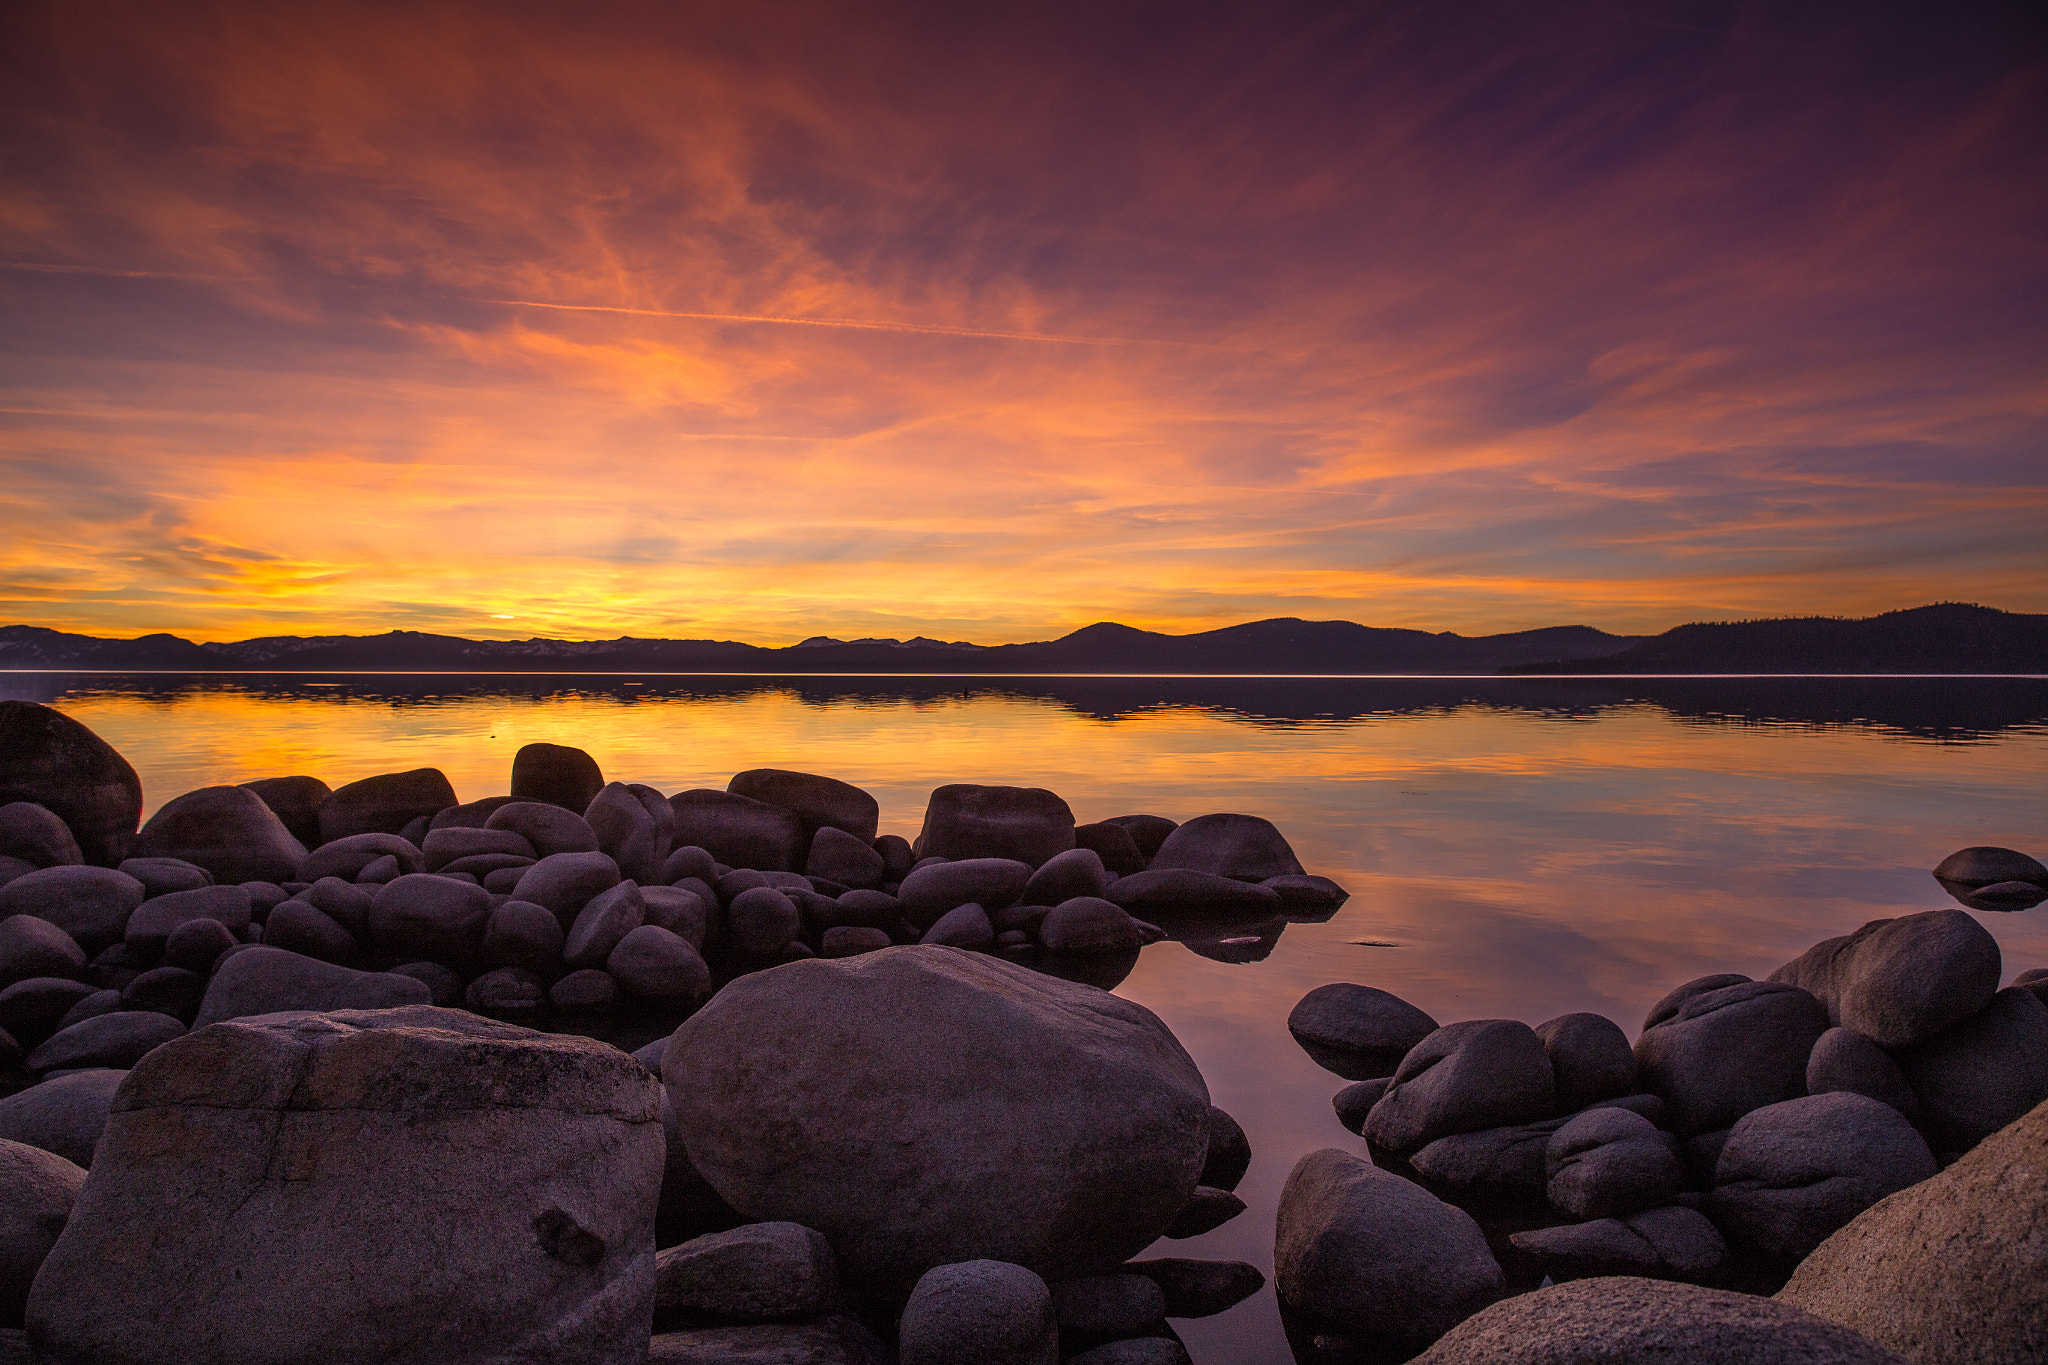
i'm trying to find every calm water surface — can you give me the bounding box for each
[8,672,2046,1363]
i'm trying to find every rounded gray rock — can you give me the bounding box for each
[315,768,457,844]
[563,881,646,970]
[899,1260,1057,1365]
[1149,813,1303,882]
[1021,848,1108,908]
[898,858,1032,930]
[1545,1107,1686,1221]
[369,874,492,965]
[131,786,307,887]
[260,900,357,965]
[0,1136,85,1324]
[510,742,605,812]
[915,785,1075,869]
[191,945,432,1027]
[1634,980,1829,1136]
[640,886,709,950]
[1535,1012,1636,1112]
[665,946,1210,1297]
[421,825,535,872]
[920,902,995,950]
[608,925,711,1001]
[1287,983,1439,1077]
[239,775,331,849]
[486,800,602,858]
[298,833,424,885]
[1807,1026,1919,1120]
[669,790,808,874]
[1771,910,2002,1049]
[0,916,85,986]
[1275,1147,1504,1355]
[729,770,880,844]
[652,1220,840,1326]
[1892,985,2048,1152]
[1364,1019,1555,1152]
[0,866,144,956]
[0,702,141,868]
[508,851,622,930]
[1932,845,2047,888]
[1039,897,1145,954]
[804,826,885,890]
[27,1011,184,1073]
[0,802,82,870]
[0,1069,124,1168]
[725,886,800,957]
[1707,1092,1936,1260]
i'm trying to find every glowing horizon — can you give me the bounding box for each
[3,1,2042,646]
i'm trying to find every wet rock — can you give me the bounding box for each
[298,833,424,884]
[1274,1147,1504,1356]
[162,917,236,975]
[898,858,1032,930]
[805,827,884,889]
[1199,1105,1251,1192]
[821,926,890,958]
[0,702,142,867]
[1364,1019,1555,1152]
[0,804,81,870]
[511,742,606,812]
[132,786,307,886]
[1106,869,1282,918]
[1777,1096,2046,1364]
[315,768,457,843]
[726,886,800,957]
[1074,822,1146,877]
[1051,1272,1168,1346]
[1412,1276,1907,1365]
[1546,1107,1686,1220]
[642,886,711,950]
[920,903,995,950]
[239,776,330,849]
[1163,1186,1244,1238]
[1040,897,1147,953]
[118,965,205,1021]
[550,968,617,1013]
[670,790,808,873]
[728,770,879,844]
[666,946,1210,1297]
[899,1259,1057,1365]
[586,783,672,885]
[1509,1204,1725,1282]
[191,945,431,1027]
[422,826,536,871]
[1634,980,1830,1137]
[368,873,492,965]
[261,900,358,965]
[1807,1027,1919,1120]
[563,881,646,970]
[509,851,622,929]
[1023,848,1109,908]
[916,784,1076,868]
[1771,910,2002,1049]
[0,918,85,986]
[1260,874,1349,918]
[0,867,144,958]
[1332,1078,1390,1135]
[1150,813,1303,882]
[609,925,711,1001]
[27,1011,184,1073]
[1892,985,2048,1152]
[1126,1258,1264,1318]
[653,1221,839,1325]
[1288,983,1440,1078]
[115,857,210,898]
[1535,1012,1636,1111]
[26,1006,663,1365]
[486,801,602,859]
[0,1136,84,1326]
[1706,1092,1935,1260]
[1933,845,2048,888]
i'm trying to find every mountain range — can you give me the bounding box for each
[0,603,2039,675]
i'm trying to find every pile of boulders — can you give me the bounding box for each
[0,699,1347,1100]
[1280,892,2048,1363]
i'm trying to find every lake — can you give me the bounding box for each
[7,670,2046,1363]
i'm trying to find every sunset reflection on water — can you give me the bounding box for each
[10,672,2045,1363]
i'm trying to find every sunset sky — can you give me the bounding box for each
[2,0,2042,645]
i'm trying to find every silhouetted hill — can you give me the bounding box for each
[0,617,1642,674]
[1504,604,2048,674]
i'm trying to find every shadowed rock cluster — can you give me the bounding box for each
[1281,903,2048,1364]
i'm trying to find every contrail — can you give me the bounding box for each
[460,295,1187,347]
[0,261,257,282]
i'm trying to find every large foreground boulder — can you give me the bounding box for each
[1275,1148,1503,1358]
[665,946,1209,1297]
[1777,1098,2048,1364]
[1413,1277,1907,1364]
[0,703,141,867]
[27,1006,663,1365]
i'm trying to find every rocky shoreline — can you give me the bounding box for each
[0,696,2043,1363]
